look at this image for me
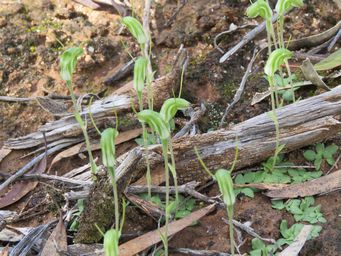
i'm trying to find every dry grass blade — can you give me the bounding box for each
[118,204,216,256]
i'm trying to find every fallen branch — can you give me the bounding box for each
[265,169,341,199]
[219,15,278,63]
[219,48,258,127]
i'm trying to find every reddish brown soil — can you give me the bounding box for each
[0,0,340,255]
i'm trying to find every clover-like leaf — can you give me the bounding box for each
[60,47,84,82]
[246,0,273,21]
[214,169,235,207]
[314,157,322,171]
[323,144,338,159]
[100,128,119,168]
[264,48,293,76]
[316,143,325,153]
[133,56,148,96]
[303,149,316,161]
[160,98,190,123]
[121,16,147,45]
[275,0,304,16]
[137,110,170,140]
[104,229,120,256]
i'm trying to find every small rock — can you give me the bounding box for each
[45,29,57,47]
[0,17,7,28]
[6,47,16,54]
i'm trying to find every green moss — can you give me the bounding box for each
[28,18,62,33]
[205,103,224,130]
[220,81,237,97]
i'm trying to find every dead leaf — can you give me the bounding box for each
[119,204,216,256]
[48,142,85,172]
[35,97,69,116]
[278,225,313,256]
[48,128,142,171]
[0,147,11,163]
[251,81,312,105]
[41,216,67,256]
[301,58,331,90]
[265,169,341,199]
[0,151,47,209]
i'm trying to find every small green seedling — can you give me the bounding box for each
[273,74,298,102]
[69,199,85,231]
[249,238,278,256]
[276,220,322,247]
[60,47,97,175]
[303,143,339,170]
[272,196,326,224]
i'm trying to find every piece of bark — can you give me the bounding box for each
[265,169,341,199]
[74,148,142,243]
[5,50,187,150]
[288,21,341,50]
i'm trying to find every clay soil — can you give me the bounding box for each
[0,0,340,255]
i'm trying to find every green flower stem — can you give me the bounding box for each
[284,60,296,102]
[138,96,153,198]
[161,139,170,256]
[67,81,97,174]
[108,166,119,230]
[169,141,179,204]
[277,15,296,102]
[268,76,281,171]
[227,206,235,256]
[266,20,280,107]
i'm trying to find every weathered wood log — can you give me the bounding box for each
[4,50,187,150]
[171,85,341,184]
[76,86,341,243]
